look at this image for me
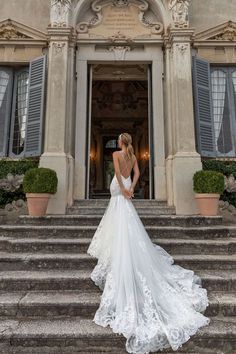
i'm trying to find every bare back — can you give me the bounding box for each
[118,151,135,179]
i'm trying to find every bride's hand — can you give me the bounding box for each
[129,187,134,198]
[121,187,132,199]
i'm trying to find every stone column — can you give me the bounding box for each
[39,0,76,214]
[164,26,202,214]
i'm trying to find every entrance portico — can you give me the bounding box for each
[40,0,202,215]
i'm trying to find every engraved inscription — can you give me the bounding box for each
[103,7,137,31]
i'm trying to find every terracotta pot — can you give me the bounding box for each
[26,193,51,216]
[195,193,220,216]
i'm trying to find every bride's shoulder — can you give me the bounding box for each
[112,151,121,159]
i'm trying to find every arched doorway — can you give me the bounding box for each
[73,0,167,201]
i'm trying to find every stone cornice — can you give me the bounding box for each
[193,20,236,48]
[0,18,48,47]
[163,27,195,47]
[47,25,76,43]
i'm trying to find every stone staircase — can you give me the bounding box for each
[0,199,235,354]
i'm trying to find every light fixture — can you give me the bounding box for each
[141,151,150,160]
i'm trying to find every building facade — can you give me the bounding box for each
[0,0,236,214]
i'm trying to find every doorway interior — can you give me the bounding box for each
[86,63,154,199]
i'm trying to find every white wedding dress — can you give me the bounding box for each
[87,167,210,354]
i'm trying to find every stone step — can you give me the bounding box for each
[0,252,235,271]
[72,199,172,207]
[0,270,234,292]
[18,214,223,227]
[1,236,236,255]
[0,317,235,353]
[0,290,235,319]
[0,224,232,240]
[67,206,176,215]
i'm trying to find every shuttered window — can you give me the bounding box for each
[9,68,29,157]
[0,68,14,157]
[192,56,236,157]
[25,55,47,157]
[0,55,47,158]
[192,56,215,156]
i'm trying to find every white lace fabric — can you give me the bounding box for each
[87,174,210,354]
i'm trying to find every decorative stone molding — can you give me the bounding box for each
[168,0,190,28]
[108,45,131,60]
[0,20,30,39]
[76,0,163,38]
[108,31,133,43]
[194,21,236,42]
[175,42,188,55]
[0,19,47,41]
[52,41,66,54]
[50,0,73,27]
[208,21,236,41]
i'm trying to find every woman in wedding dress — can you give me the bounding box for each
[87,132,210,354]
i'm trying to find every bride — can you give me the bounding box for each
[87,132,210,354]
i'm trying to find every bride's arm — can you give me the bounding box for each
[112,151,126,191]
[130,156,140,192]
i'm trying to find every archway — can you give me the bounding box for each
[73,0,168,201]
[72,0,172,30]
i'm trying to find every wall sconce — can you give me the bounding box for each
[141,151,150,161]
[90,151,96,161]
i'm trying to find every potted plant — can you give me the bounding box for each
[193,170,225,216]
[23,167,58,216]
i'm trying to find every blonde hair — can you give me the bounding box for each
[119,133,135,161]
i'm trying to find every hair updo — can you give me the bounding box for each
[119,133,134,160]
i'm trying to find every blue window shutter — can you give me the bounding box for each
[24,55,47,157]
[0,68,14,157]
[192,56,215,157]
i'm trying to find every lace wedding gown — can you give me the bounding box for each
[87,161,210,354]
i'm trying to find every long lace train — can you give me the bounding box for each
[87,174,210,354]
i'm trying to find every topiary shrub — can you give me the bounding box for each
[193,170,225,194]
[23,167,58,194]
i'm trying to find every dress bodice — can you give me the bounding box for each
[110,174,131,197]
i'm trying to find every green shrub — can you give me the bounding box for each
[0,158,39,179]
[23,167,58,194]
[193,170,225,194]
[202,159,236,207]
[0,158,39,208]
[202,159,236,177]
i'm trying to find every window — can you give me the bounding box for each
[0,67,29,157]
[0,55,47,158]
[211,68,236,156]
[192,56,236,157]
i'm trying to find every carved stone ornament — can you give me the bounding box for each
[0,20,30,39]
[175,43,188,55]
[108,31,133,43]
[168,0,191,28]
[77,0,163,37]
[209,21,236,41]
[52,42,66,54]
[50,0,72,27]
[108,45,131,60]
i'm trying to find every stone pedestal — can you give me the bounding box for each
[40,26,75,214]
[165,28,202,214]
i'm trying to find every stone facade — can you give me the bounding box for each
[0,0,236,214]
